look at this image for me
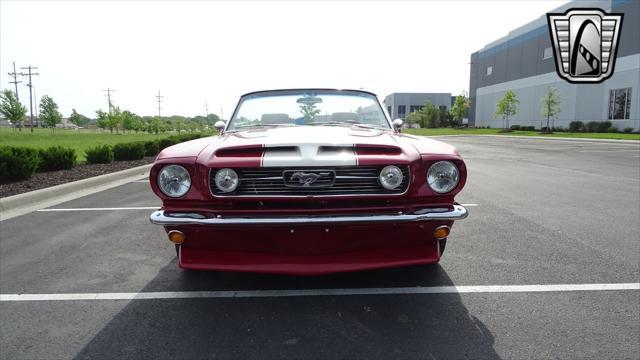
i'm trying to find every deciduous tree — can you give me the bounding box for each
[39,95,63,132]
[495,90,519,129]
[451,91,470,128]
[541,87,561,133]
[0,89,27,131]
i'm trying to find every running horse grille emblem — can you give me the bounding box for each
[283,170,336,188]
[547,8,623,83]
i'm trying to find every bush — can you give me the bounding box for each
[37,146,76,171]
[541,127,551,133]
[585,121,599,132]
[510,125,521,130]
[85,145,114,164]
[113,142,145,161]
[498,129,513,133]
[158,138,177,151]
[597,121,612,133]
[143,140,159,156]
[569,121,585,132]
[608,127,619,133]
[623,127,634,133]
[0,146,41,181]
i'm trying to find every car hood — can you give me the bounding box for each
[190,126,459,168]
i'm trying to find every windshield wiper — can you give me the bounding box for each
[231,123,295,130]
[306,120,358,126]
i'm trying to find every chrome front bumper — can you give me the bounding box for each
[149,205,468,226]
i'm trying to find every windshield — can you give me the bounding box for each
[227,90,390,130]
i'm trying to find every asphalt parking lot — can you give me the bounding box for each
[1,136,639,360]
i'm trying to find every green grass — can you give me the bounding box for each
[404,128,640,141]
[0,128,193,162]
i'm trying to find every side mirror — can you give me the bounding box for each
[214,120,226,133]
[392,118,403,131]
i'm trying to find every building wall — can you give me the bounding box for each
[383,93,452,120]
[469,0,640,130]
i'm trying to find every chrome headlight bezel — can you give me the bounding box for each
[157,165,192,198]
[427,161,460,194]
[214,168,239,193]
[379,165,404,190]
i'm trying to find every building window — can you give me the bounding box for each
[409,105,422,113]
[486,66,493,76]
[398,105,406,117]
[608,88,632,120]
[387,106,392,115]
[543,47,553,59]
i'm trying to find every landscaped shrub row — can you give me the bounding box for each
[1,133,212,181]
[85,145,115,164]
[510,125,535,131]
[1,145,78,181]
[0,146,41,181]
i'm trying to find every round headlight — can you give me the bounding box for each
[157,165,191,197]
[427,161,460,194]
[214,168,239,193]
[379,165,404,190]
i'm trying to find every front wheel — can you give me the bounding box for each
[439,239,447,256]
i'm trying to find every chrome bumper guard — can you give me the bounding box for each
[149,204,468,226]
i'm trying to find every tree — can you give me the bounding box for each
[69,109,90,129]
[421,101,441,128]
[0,89,27,131]
[39,95,63,131]
[541,87,561,133]
[451,91,470,128]
[406,111,421,128]
[121,110,139,133]
[95,108,121,134]
[495,90,519,129]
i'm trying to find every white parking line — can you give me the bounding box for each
[37,204,479,212]
[37,207,159,212]
[1,283,637,302]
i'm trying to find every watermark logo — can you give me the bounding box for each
[547,8,623,83]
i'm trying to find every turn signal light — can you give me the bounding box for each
[168,230,185,244]
[433,226,450,240]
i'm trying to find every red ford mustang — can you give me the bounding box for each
[149,89,468,275]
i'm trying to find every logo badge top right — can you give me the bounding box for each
[547,8,623,83]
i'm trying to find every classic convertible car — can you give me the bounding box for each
[149,89,468,275]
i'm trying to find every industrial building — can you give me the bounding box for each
[469,0,639,130]
[383,93,452,120]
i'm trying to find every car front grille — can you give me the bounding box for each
[210,166,410,196]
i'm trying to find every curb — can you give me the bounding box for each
[0,164,152,221]
[427,134,640,144]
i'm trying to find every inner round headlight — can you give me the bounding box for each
[379,165,404,190]
[427,161,460,194]
[157,165,191,197]
[214,168,239,193]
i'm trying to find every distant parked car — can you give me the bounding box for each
[149,89,468,275]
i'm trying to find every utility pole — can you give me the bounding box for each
[8,61,21,101]
[156,90,163,118]
[20,65,39,132]
[204,101,208,117]
[220,105,224,121]
[102,88,116,113]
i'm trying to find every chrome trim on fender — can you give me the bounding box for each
[149,205,468,226]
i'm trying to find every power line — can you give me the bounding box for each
[102,88,116,113]
[156,90,163,118]
[20,65,39,132]
[8,61,21,101]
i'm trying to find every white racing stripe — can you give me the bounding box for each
[37,207,159,212]
[1,283,637,302]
